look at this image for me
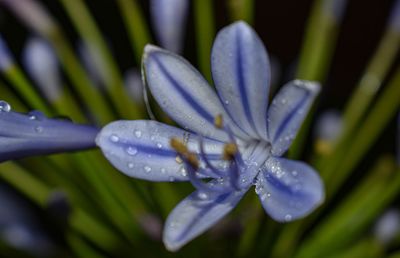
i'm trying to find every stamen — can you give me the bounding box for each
[214,114,223,129]
[170,137,199,169]
[223,143,238,160]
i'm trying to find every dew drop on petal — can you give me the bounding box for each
[128,162,134,169]
[35,126,43,133]
[168,176,175,182]
[126,146,138,156]
[160,168,166,174]
[156,142,162,148]
[110,134,119,142]
[134,130,142,138]
[284,214,292,222]
[197,192,208,200]
[144,166,152,173]
[0,101,11,112]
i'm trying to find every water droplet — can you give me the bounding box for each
[144,166,152,173]
[34,126,43,133]
[128,162,134,168]
[0,101,11,112]
[160,168,166,174]
[281,98,287,104]
[29,115,37,120]
[284,214,292,222]
[126,146,138,156]
[224,100,229,105]
[175,156,183,164]
[292,170,298,176]
[168,176,175,182]
[134,130,142,138]
[156,142,162,148]
[197,192,208,200]
[255,184,264,194]
[180,167,187,177]
[110,134,119,142]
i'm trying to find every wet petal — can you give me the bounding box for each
[267,80,320,156]
[163,187,247,251]
[211,21,270,140]
[150,0,189,53]
[255,157,324,222]
[0,106,98,162]
[143,45,249,142]
[96,120,226,182]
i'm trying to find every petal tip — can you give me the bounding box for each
[292,79,321,94]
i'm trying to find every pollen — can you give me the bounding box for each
[214,114,223,129]
[223,143,238,160]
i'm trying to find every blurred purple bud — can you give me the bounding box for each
[23,37,62,102]
[150,0,189,53]
[389,0,400,32]
[78,40,111,88]
[374,209,400,244]
[138,213,162,241]
[315,110,343,142]
[0,0,56,36]
[0,35,14,71]
[323,0,348,23]
[124,68,144,104]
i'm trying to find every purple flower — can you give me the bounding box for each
[96,21,324,251]
[0,101,98,162]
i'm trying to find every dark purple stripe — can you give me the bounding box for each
[272,89,311,142]
[235,29,257,133]
[151,55,215,124]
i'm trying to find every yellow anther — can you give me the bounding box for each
[170,137,199,168]
[214,114,224,129]
[170,138,188,154]
[187,153,199,170]
[223,143,238,160]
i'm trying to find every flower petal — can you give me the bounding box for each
[150,0,189,53]
[0,107,98,162]
[211,21,270,140]
[267,80,320,156]
[143,45,249,142]
[163,187,247,251]
[96,120,226,182]
[255,157,324,222]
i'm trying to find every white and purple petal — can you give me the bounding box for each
[163,187,247,251]
[267,80,320,156]
[255,157,324,222]
[143,45,249,142]
[0,106,98,162]
[211,21,270,140]
[150,0,189,53]
[96,120,226,182]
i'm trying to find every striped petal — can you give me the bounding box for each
[96,120,226,182]
[267,80,320,156]
[163,187,247,251]
[211,21,270,140]
[143,45,248,142]
[150,0,189,53]
[255,157,324,222]
[0,106,98,162]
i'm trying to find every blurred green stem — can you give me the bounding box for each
[194,0,215,82]
[227,0,254,24]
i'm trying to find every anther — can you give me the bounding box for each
[214,114,223,129]
[170,137,199,169]
[223,143,238,160]
[170,138,188,153]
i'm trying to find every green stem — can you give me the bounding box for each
[117,0,152,65]
[289,0,344,158]
[227,0,255,24]
[58,0,142,119]
[194,0,215,82]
